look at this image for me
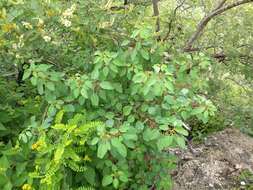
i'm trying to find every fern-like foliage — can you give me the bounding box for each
[44,163,60,178]
[67,160,87,172]
[28,112,102,190]
[71,186,95,190]
[73,146,86,153]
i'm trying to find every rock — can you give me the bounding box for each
[172,128,253,190]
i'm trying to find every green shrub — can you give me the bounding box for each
[0,1,217,189]
[0,112,178,190]
[0,78,42,142]
[188,113,226,142]
[208,69,253,137]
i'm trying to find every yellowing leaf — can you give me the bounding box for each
[55,110,64,124]
[54,145,64,163]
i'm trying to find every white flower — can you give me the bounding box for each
[43,36,51,42]
[52,41,60,46]
[12,43,18,50]
[62,9,73,18]
[17,35,24,48]
[62,4,76,18]
[60,18,71,27]
[37,18,44,27]
[21,21,33,29]
[240,181,246,186]
[15,54,21,59]
[19,34,24,40]
[70,4,76,11]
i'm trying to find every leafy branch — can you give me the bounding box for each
[184,0,253,51]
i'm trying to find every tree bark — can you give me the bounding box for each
[152,0,160,33]
[184,0,253,51]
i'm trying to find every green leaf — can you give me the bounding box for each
[166,81,174,92]
[123,106,132,116]
[132,72,146,83]
[175,136,186,148]
[48,105,56,117]
[142,84,151,96]
[111,138,127,157]
[0,156,9,169]
[140,49,149,60]
[46,81,55,91]
[181,111,189,120]
[0,123,6,131]
[54,145,64,163]
[131,30,139,38]
[140,28,150,39]
[90,137,99,145]
[19,134,27,143]
[45,91,56,102]
[159,125,169,131]
[64,104,75,112]
[22,68,31,80]
[97,140,111,158]
[148,107,156,115]
[102,175,113,186]
[100,81,114,90]
[91,93,99,106]
[55,110,64,124]
[16,162,27,176]
[52,124,65,130]
[78,97,85,105]
[103,67,109,77]
[65,148,80,162]
[157,136,173,151]
[192,107,205,115]
[119,173,128,182]
[114,83,123,93]
[175,126,188,136]
[113,178,119,189]
[109,64,118,73]
[31,77,37,85]
[91,69,99,80]
[84,167,96,185]
[105,119,114,127]
[3,182,12,190]
[73,88,80,98]
[123,133,138,141]
[143,128,160,141]
[37,80,44,95]
[121,40,130,46]
[81,88,88,99]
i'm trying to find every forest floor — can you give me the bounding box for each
[171,128,253,190]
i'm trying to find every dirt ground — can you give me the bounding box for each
[171,128,253,190]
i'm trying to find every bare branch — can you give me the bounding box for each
[163,0,186,41]
[184,0,253,51]
[0,72,17,77]
[152,0,160,34]
[213,0,227,11]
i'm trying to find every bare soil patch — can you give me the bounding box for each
[172,128,253,190]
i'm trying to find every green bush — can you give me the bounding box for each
[0,112,178,190]
[208,68,253,137]
[0,77,42,141]
[188,113,226,142]
[0,1,217,189]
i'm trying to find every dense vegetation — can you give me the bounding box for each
[0,0,252,189]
